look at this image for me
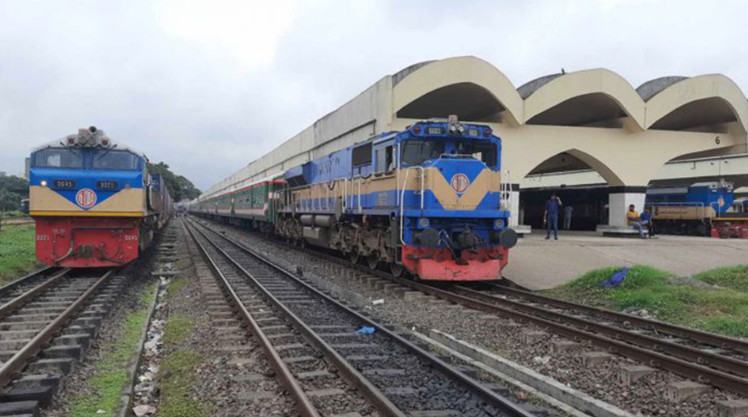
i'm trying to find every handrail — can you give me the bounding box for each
[357,177,362,214]
[500,169,511,211]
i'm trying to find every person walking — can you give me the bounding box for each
[544,193,562,240]
[563,205,574,230]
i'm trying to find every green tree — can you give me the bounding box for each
[0,176,28,212]
[146,162,200,202]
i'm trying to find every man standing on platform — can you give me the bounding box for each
[544,193,562,240]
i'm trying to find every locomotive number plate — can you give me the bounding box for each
[427,127,445,135]
[97,180,118,190]
[53,180,76,189]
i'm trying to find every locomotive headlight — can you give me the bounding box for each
[493,218,505,229]
[418,217,430,228]
[40,180,48,187]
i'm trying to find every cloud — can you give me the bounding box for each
[0,0,745,190]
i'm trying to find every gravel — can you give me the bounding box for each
[176,220,297,416]
[40,241,160,417]
[193,220,562,417]
[199,217,745,417]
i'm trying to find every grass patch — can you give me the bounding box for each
[694,264,748,292]
[1,211,26,218]
[543,265,748,338]
[156,275,205,417]
[157,350,205,417]
[168,277,187,292]
[68,283,158,417]
[0,224,39,284]
[163,314,194,349]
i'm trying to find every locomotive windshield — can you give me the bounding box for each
[400,139,444,166]
[32,148,84,168]
[400,138,498,168]
[93,150,141,170]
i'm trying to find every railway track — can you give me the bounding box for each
[0,267,124,415]
[328,253,748,397]
[191,217,748,399]
[185,218,544,417]
[0,267,67,306]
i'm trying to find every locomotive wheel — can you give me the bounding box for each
[389,262,404,277]
[366,253,379,270]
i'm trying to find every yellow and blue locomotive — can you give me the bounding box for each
[28,127,172,267]
[274,118,517,280]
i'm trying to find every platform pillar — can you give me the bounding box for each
[508,189,520,227]
[607,187,647,227]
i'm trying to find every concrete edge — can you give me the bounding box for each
[116,279,161,417]
[409,331,592,417]
[428,329,635,417]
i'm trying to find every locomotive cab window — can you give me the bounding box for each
[400,139,445,166]
[457,140,498,168]
[352,142,372,167]
[375,144,395,173]
[93,150,141,170]
[32,148,84,168]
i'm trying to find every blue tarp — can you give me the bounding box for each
[602,267,629,288]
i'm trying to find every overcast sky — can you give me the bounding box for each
[1,0,746,190]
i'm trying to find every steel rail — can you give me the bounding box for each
[192,218,748,397]
[0,270,113,388]
[0,268,71,321]
[454,285,748,378]
[337,261,748,396]
[0,267,56,296]
[186,220,407,417]
[487,283,748,355]
[183,221,322,417]
[188,218,536,417]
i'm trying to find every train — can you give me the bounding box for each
[646,180,748,238]
[28,126,173,268]
[192,118,518,281]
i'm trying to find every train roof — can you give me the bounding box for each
[31,127,146,160]
[203,171,284,200]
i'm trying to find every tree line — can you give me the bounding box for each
[0,176,28,212]
[147,162,201,202]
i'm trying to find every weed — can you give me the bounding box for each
[163,314,194,349]
[68,284,158,417]
[543,264,748,338]
[695,265,748,292]
[0,224,39,283]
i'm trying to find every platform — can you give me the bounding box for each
[502,231,748,290]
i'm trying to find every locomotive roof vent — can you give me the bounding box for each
[65,126,114,148]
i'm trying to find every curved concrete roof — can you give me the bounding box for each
[517,74,562,99]
[391,57,747,133]
[524,69,646,129]
[392,56,525,125]
[645,74,748,131]
[636,76,688,101]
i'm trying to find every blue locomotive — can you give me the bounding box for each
[194,118,517,281]
[646,181,747,237]
[28,127,173,267]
